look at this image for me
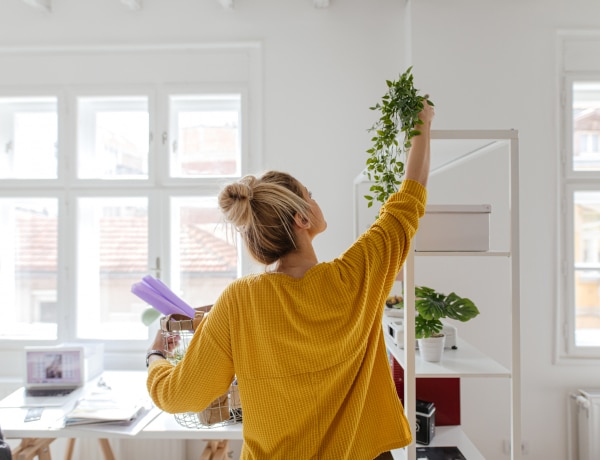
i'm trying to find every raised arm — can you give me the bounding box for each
[404,101,434,187]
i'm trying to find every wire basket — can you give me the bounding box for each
[160,307,243,429]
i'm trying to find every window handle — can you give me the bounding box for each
[150,257,161,279]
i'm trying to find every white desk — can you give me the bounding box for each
[0,371,243,459]
[139,411,243,440]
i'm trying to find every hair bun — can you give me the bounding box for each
[218,175,258,228]
[227,181,253,201]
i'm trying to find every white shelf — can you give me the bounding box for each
[391,426,485,460]
[384,335,510,378]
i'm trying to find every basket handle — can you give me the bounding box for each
[160,304,213,332]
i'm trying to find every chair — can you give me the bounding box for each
[0,426,12,460]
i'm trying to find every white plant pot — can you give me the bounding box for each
[417,335,446,362]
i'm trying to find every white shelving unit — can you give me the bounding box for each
[354,130,521,460]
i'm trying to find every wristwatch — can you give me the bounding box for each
[146,349,167,367]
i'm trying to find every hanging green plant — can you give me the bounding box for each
[365,66,434,208]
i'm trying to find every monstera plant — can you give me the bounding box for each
[414,286,480,339]
[414,286,480,362]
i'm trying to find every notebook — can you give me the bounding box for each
[0,346,85,408]
[416,446,467,460]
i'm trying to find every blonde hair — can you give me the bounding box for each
[218,171,311,265]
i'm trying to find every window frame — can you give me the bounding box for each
[0,85,249,353]
[0,44,262,367]
[559,70,600,359]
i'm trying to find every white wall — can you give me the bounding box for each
[2,0,600,459]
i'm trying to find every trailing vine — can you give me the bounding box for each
[365,66,434,208]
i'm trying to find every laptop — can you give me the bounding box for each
[0,345,85,408]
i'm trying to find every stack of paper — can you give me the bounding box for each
[65,393,147,426]
[131,275,195,318]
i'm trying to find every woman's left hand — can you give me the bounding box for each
[148,329,179,355]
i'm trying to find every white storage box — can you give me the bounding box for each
[440,324,457,349]
[383,316,404,346]
[415,204,491,252]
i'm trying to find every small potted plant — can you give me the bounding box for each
[414,286,480,362]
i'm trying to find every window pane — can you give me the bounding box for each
[169,94,241,177]
[573,82,600,171]
[0,198,58,339]
[77,96,149,179]
[170,197,238,306]
[574,191,600,346]
[76,197,148,339]
[0,97,57,179]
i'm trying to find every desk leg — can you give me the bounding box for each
[98,439,115,460]
[36,439,52,460]
[12,438,54,460]
[64,439,75,460]
[62,438,114,460]
[200,440,229,460]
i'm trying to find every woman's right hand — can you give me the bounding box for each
[404,96,434,186]
[419,98,435,126]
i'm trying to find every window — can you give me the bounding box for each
[0,45,261,355]
[169,94,241,178]
[563,81,600,354]
[76,196,150,340]
[77,96,149,180]
[0,197,58,339]
[0,97,58,179]
[0,92,243,345]
[560,33,600,357]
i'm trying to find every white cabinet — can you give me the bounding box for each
[354,130,521,460]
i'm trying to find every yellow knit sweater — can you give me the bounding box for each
[147,179,427,460]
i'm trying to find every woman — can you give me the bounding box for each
[146,102,434,459]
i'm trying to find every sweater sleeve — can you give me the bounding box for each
[146,300,235,414]
[378,179,427,272]
[338,179,427,303]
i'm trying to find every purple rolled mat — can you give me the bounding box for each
[141,275,195,318]
[131,281,188,317]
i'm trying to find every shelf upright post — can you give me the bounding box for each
[509,133,522,460]
[403,248,417,460]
